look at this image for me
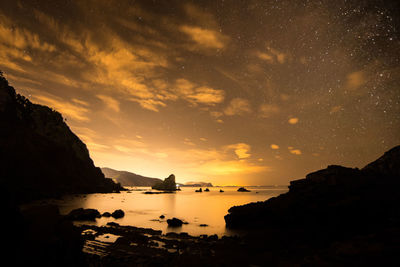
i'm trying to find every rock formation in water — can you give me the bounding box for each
[101,167,162,186]
[152,174,177,191]
[0,72,123,202]
[225,145,400,230]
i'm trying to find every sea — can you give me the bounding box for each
[52,186,288,237]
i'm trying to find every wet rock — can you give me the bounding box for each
[111,209,125,219]
[159,215,165,219]
[67,208,101,221]
[102,212,111,217]
[237,187,251,192]
[167,217,183,227]
[200,224,209,227]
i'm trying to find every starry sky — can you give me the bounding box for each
[1,0,399,185]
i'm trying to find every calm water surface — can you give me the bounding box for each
[54,186,288,237]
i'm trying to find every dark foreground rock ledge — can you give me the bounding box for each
[225,145,400,229]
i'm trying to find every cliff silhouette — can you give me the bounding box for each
[225,145,400,231]
[0,72,122,202]
[101,167,162,186]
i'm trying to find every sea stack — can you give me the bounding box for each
[152,174,177,191]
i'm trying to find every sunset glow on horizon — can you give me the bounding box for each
[1,0,399,185]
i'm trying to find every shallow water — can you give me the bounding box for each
[54,186,288,237]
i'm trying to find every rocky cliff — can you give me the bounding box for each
[0,72,122,202]
[225,145,400,230]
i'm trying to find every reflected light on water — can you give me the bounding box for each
[54,186,288,236]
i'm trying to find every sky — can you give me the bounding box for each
[0,0,399,185]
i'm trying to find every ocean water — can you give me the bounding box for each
[54,186,288,237]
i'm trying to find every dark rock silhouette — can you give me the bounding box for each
[225,146,400,230]
[195,188,202,192]
[0,73,123,203]
[237,187,251,192]
[111,209,125,219]
[101,167,162,186]
[167,217,183,227]
[159,215,165,219]
[102,212,111,217]
[220,189,224,192]
[152,174,177,191]
[67,208,101,221]
[204,188,210,192]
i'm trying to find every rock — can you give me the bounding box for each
[167,217,183,227]
[225,146,400,231]
[0,74,124,202]
[111,209,125,219]
[159,215,165,219]
[195,188,202,192]
[204,188,210,192]
[220,189,224,192]
[67,208,101,221]
[237,187,251,192]
[152,174,177,191]
[200,224,208,227]
[107,222,120,227]
[102,212,111,217]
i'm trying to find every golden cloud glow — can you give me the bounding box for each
[31,94,90,122]
[97,95,120,112]
[180,25,228,49]
[224,98,252,116]
[270,144,280,150]
[259,103,280,118]
[288,117,299,124]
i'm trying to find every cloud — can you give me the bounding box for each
[183,138,196,146]
[288,117,299,124]
[96,94,120,112]
[226,143,251,159]
[346,71,366,90]
[256,46,287,64]
[224,98,251,116]
[259,103,280,118]
[288,147,302,155]
[174,79,225,106]
[270,144,280,150]
[330,105,343,114]
[30,94,90,122]
[180,25,228,49]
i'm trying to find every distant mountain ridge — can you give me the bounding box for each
[101,167,162,186]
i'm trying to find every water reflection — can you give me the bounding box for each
[55,186,288,237]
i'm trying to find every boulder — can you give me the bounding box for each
[204,188,210,192]
[195,188,202,192]
[159,215,165,219]
[67,208,101,221]
[220,189,224,192]
[167,217,183,227]
[111,209,125,219]
[237,187,251,192]
[102,212,111,217]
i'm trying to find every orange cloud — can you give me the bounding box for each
[270,144,280,150]
[96,94,120,112]
[224,98,252,116]
[288,117,299,124]
[180,25,228,49]
[259,103,280,118]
